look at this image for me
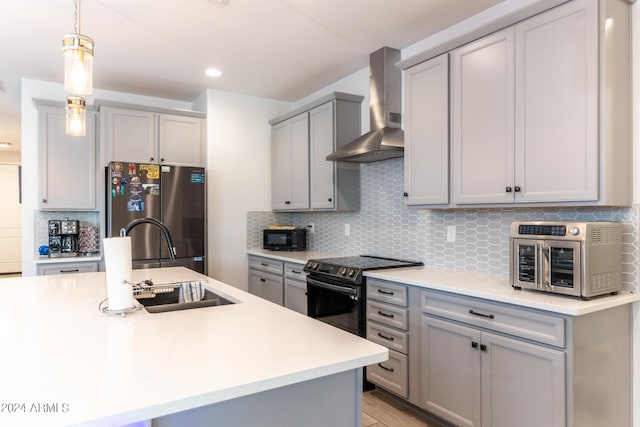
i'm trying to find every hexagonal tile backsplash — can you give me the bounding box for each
[248,158,639,292]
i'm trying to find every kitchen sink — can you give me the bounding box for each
[135,288,235,313]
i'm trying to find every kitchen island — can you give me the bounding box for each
[0,267,387,427]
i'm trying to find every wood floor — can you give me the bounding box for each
[362,389,446,427]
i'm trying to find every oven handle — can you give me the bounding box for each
[307,277,359,298]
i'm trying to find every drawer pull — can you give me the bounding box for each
[259,278,266,283]
[260,262,269,267]
[377,332,395,341]
[377,310,394,318]
[60,269,80,273]
[378,363,394,373]
[469,309,494,319]
[291,270,301,275]
[377,289,394,296]
[471,341,478,349]
[480,344,487,352]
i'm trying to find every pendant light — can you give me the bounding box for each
[62,0,94,96]
[65,96,87,136]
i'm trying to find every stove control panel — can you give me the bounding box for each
[304,260,362,284]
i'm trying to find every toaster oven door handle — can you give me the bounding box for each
[539,243,551,290]
[536,243,544,289]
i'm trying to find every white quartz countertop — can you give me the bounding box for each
[34,255,102,264]
[365,266,640,316]
[247,250,640,316]
[246,249,334,264]
[0,267,387,427]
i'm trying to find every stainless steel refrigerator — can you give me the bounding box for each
[106,161,206,274]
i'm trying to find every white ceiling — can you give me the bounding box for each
[0,0,505,153]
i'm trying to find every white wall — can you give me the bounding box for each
[20,79,195,276]
[205,90,291,290]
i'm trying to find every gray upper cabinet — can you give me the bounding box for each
[101,106,206,167]
[451,28,515,205]
[272,113,310,211]
[158,113,205,166]
[270,92,363,212]
[102,106,156,164]
[404,0,631,208]
[38,105,97,211]
[403,53,450,206]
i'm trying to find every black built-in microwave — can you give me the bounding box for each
[263,228,307,251]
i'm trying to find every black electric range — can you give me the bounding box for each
[303,255,424,285]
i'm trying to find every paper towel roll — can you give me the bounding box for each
[103,236,134,311]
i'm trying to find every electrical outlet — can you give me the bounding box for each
[309,223,315,234]
[447,225,456,242]
[344,224,351,236]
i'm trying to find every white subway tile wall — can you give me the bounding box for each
[248,158,639,292]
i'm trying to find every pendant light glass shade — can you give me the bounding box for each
[66,96,87,136]
[63,33,94,95]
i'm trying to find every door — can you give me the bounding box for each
[514,0,597,203]
[38,106,97,210]
[404,53,449,205]
[307,276,362,336]
[284,278,308,315]
[249,270,283,305]
[107,161,161,261]
[271,113,309,210]
[451,28,515,205]
[421,316,481,427]
[158,114,205,166]
[481,332,565,427]
[159,165,206,261]
[511,238,541,289]
[309,102,335,209]
[543,240,581,297]
[0,164,21,273]
[102,107,156,164]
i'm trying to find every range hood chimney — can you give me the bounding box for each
[327,47,403,163]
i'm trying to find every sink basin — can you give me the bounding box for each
[135,288,235,313]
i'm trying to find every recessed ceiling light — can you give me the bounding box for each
[205,68,223,78]
[0,142,12,148]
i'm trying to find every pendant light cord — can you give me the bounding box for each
[74,0,81,34]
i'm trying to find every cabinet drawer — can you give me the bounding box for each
[37,262,99,276]
[367,301,408,331]
[248,256,284,276]
[367,321,409,354]
[284,262,306,280]
[421,290,565,347]
[367,349,408,398]
[367,279,408,307]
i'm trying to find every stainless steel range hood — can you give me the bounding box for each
[327,47,404,163]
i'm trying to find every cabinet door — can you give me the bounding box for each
[452,28,515,205]
[309,102,335,209]
[271,113,309,210]
[421,316,481,427]
[481,332,565,427]
[404,53,449,205]
[102,107,156,164]
[158,114,205,167]
[38,106,97,210]
[514,0,597,203]
[284,278,307,315]
[248,270,283,305]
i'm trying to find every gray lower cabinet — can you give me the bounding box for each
[248,256,307,309]
[37,261,99,276]
[420,289,631,427]
[284,262,307,315]
[248,256,284,305]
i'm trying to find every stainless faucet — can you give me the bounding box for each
[122,218,177,261]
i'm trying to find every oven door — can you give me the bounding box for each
[542,240,582,297]
[306,275,364,337]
